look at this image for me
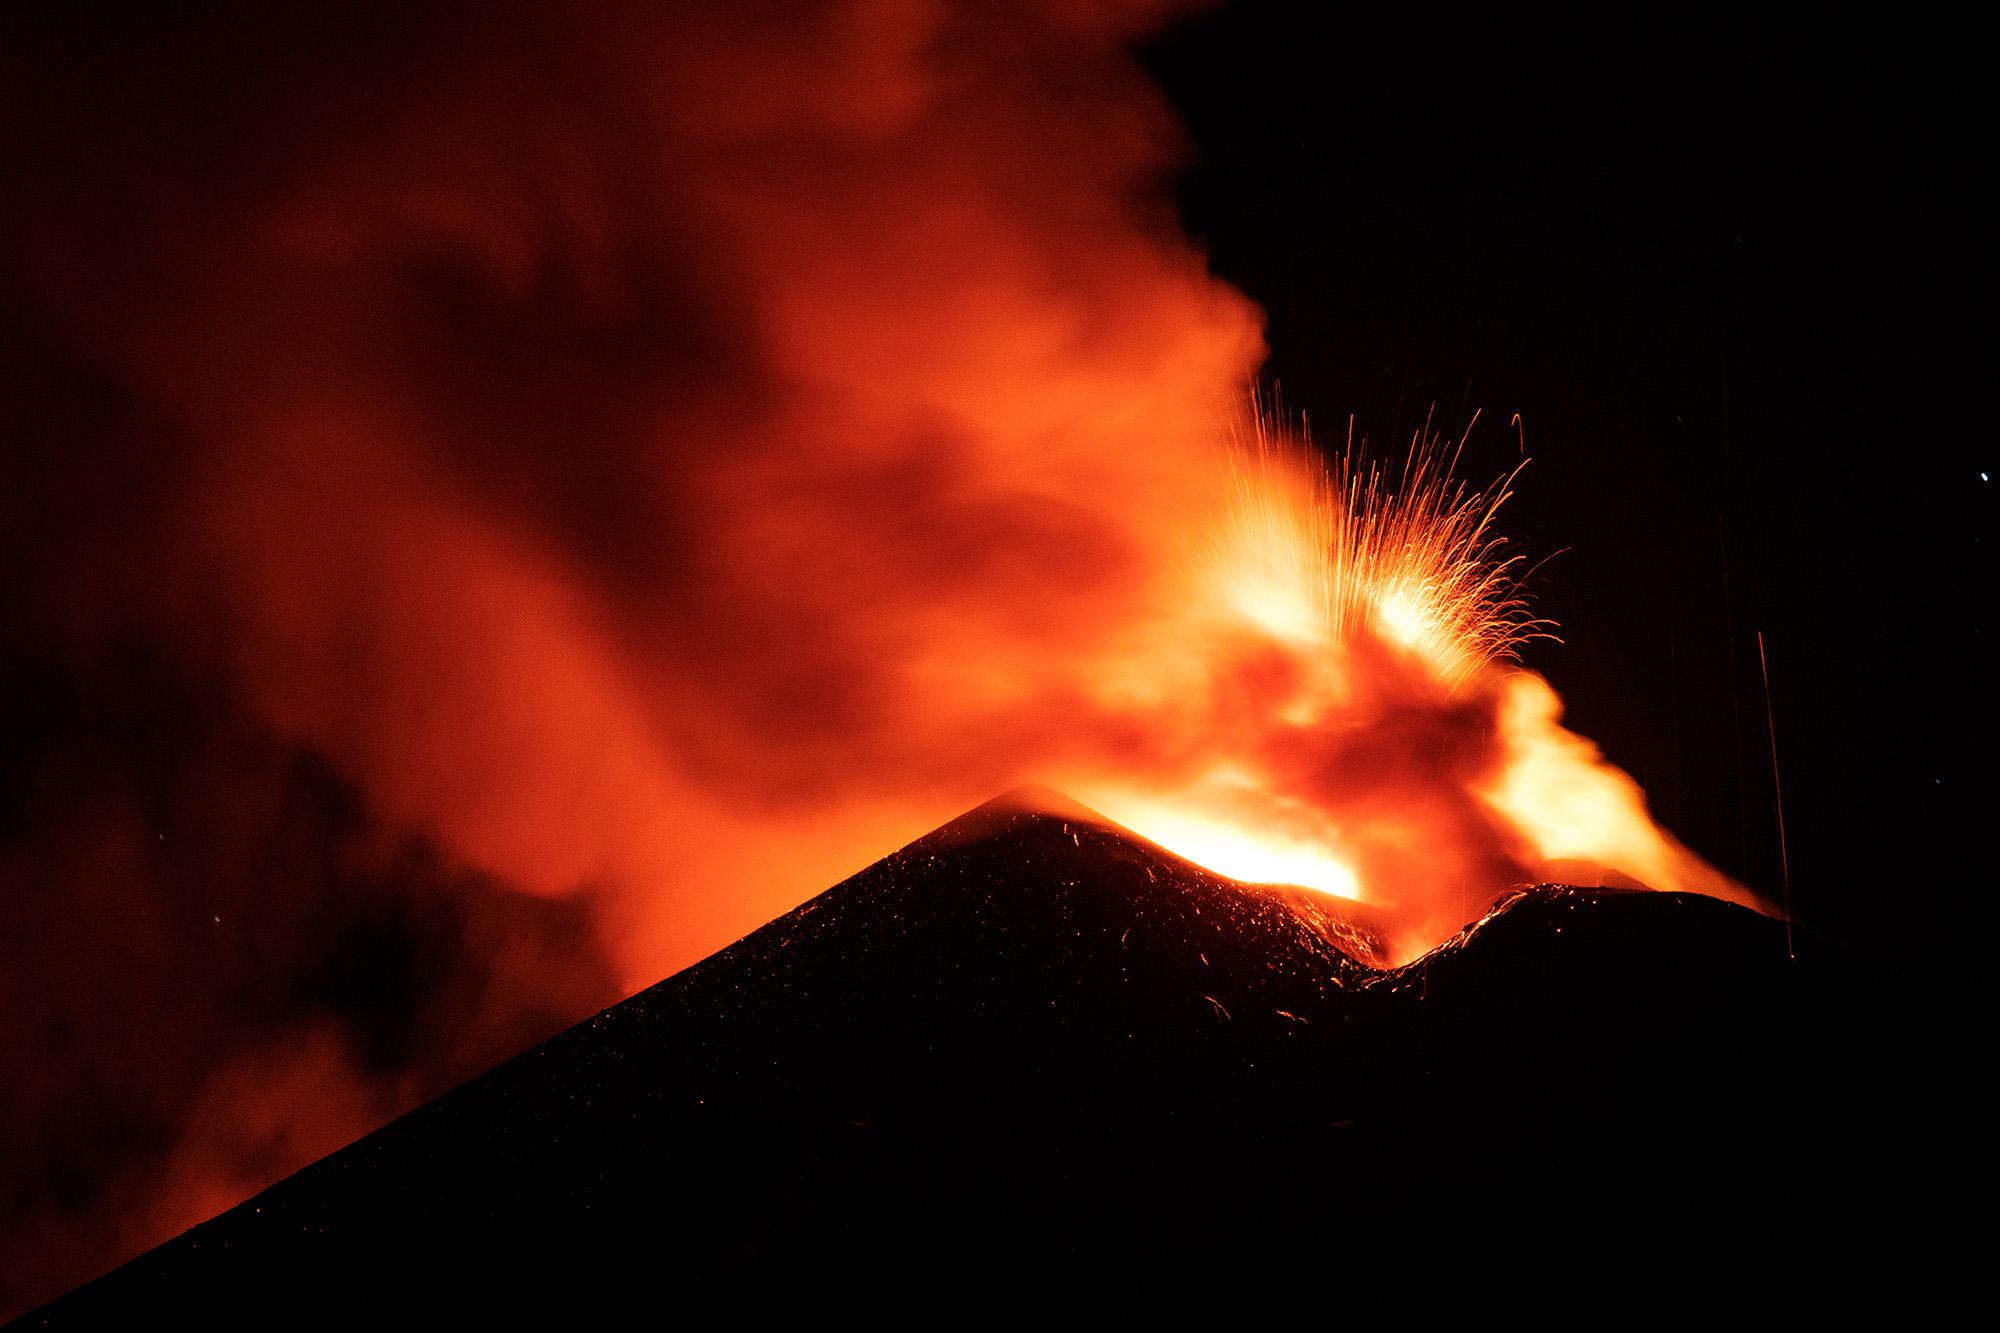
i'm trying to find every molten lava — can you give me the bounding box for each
[1058,409,1766,962]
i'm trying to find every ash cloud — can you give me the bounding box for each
[2,1,1263,1312]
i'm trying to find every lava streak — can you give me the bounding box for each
[1063,409,1766,962]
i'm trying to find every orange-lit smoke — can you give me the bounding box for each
[1048,412,1766,960]
[9,1,1273,990]
[1,0,1762,1314]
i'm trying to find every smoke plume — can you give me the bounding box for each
[2,1,1262,1311]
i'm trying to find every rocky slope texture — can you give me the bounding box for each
[22,791,1910,1323]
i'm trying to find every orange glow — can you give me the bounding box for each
[1048,408,1767,962]
[1481,670,1757,907]
[1087,781,1363,899]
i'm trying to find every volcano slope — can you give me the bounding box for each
[24,790,1910,1323]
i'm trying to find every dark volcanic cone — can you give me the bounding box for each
[23,791,1904,1323]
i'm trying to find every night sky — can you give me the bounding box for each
[1147,6,1990,943]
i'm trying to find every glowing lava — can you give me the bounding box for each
[1086,782,1363,899]
[1058,408,1767,962]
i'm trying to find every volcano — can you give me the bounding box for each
[21,791,1909,1323]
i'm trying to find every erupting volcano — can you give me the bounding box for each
[5,0,1964,1321]
[1044,407,1768,962]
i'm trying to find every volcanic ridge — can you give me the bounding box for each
[22,789,1906,1324]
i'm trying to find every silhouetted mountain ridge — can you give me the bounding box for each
[22,789,1903,1324]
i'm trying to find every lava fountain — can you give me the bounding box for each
[1057,407,1766,963]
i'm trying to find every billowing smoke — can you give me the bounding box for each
[2,0,1260,1312]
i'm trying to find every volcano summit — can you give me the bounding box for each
[23,790,1902,1324]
